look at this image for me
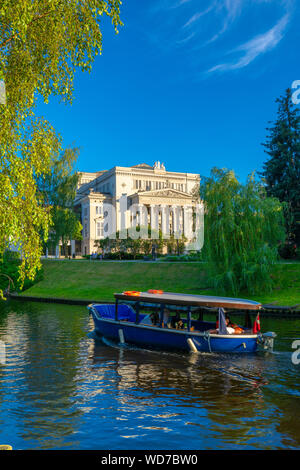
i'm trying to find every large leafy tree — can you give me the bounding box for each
[201,168,285,295]
[50,207,82,257]
[0,0,122,294]
[36,146,82,256]
[261,88,300,247]
[36,147,80,209]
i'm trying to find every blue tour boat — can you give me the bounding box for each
[88,291,276,353]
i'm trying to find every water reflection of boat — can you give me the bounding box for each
[89,339,269,403]
[88,291,276,354]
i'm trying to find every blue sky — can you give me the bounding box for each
[37,0,300,181]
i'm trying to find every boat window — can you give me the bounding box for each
[139,314,152,326]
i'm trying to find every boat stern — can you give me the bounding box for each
[258,331,277,352]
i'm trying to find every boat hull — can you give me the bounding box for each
[89,307,258,353]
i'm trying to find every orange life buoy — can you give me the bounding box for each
[148,289,164,294]
[123,291,141,296]
[234,327,244,335]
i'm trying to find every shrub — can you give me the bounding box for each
[278,241,298,259]
[0,250,44,293]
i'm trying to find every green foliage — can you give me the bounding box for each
[94,225,187,259]
[261,88,300,247]
[95,230,144,260]
[201,168,286,295]
[0,250,44,295]
[36,146,80,208]
[165,233,187,255]
[278,240,298,260]
[36,146,83,255]
[162,251,203,262]
[0,1,122,107]
[50,207,82,256]
[0,1,122,295]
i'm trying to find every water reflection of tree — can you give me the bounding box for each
[1,299,300,450]
[273,398,300,448]
[9,301,87,449]
[260,356,300,448]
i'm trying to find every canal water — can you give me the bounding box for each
[0,300,299,450]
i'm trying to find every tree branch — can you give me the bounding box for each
[0,5,63,51]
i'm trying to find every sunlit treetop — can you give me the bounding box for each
[0,0,123,109]
[0,0,123,297]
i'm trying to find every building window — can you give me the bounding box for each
[96,221,103,238]
[84,224,88,237]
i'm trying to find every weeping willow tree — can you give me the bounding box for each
[200,168,286,295]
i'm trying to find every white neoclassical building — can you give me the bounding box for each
[73,162,201,256]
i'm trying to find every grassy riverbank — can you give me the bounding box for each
[19,259,300,306]
[21,260,208,302]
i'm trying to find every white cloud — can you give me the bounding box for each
[209,12,290,72]
[146,0,294,75]
[182,4,216,29]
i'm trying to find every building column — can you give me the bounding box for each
[71,240,76,257]
[180,206,184,236]
[183,205,194,240]
[150,204,157,238]
[170,205,181,237]
[161,204,170,239]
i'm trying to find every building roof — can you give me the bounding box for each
[131,163,153,169]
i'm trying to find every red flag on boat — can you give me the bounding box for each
[253,313,261,333]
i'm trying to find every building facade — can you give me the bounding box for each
[74,162,201,256]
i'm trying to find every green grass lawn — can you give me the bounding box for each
[20,259,300,306]
[21,260,208,302]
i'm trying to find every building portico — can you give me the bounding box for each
[74,162,201,255]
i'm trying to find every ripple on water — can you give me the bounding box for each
[0,302,300,449]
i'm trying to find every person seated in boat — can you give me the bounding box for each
[226,316,244,334]
[162,308,171,328]
[224,317,236,334]
[170,312,184,329]
[210,316,244,335]
[150,310,159,326]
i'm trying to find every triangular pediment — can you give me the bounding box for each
[131,163,153,169]
[130,188,193,199]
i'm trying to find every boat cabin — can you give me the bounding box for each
[112,291,261,334]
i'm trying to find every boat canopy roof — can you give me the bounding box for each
[114,291,261,310]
